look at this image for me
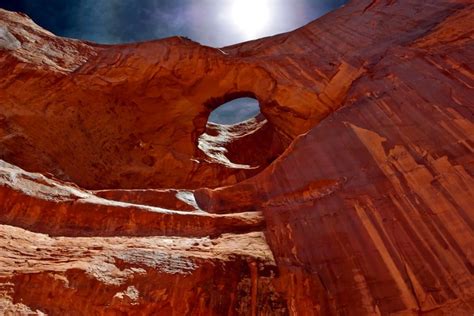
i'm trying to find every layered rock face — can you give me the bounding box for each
[0,0,473,315]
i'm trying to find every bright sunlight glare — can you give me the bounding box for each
[230,0,272,40]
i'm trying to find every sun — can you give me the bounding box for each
[230,0,272,40]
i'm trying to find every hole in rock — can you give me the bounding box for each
[198,96,285,171]
[208,97,261,125]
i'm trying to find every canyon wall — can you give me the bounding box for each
[0,0,473,315]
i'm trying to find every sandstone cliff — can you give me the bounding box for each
[0,0,473,314]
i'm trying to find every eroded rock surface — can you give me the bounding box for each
[0,0,473,314]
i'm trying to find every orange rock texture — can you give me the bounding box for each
[0,0,473,315]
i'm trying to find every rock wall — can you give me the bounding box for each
[0,0,473,315]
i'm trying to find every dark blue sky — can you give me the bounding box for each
[0,0,346,47]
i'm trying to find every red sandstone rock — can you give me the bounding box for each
[0,0,473,314]
[0,224,280,315]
